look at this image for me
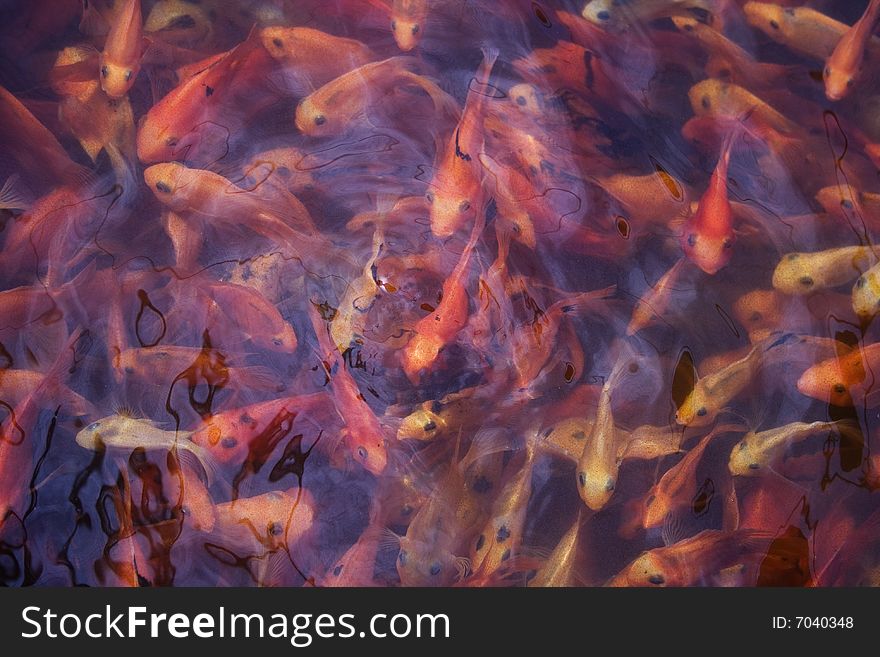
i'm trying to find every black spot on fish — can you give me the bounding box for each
[205,86,214,97]
[221,437,237,449]
[155,181,171,194]
[429,562,442,576]
[167,14,196,30]
[475,534,485,551]
[769,19,779,30]
[269,522,283,536]
[423,420,436,432]
[272,38,283,48]
[578,472,587,487]
[799,276,814,287]
[333,564,343,576]
[648,574,665,585]
[501,549,511,562]
[597,10,611,20]
[472,475,493,494]
[496,525,510,542]
[696,407,707,417]
[454,127,472,162]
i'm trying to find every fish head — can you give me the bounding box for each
[346,432,388,475]
[294,97,332,137]
[427,188,475,238]
[508,83,542,115]
[260,27,294,60]
[581,0,617,28]
[681,228,734,275]
[266,324,298,352]
[136,113,192,164]
[796,359,853,406]
[397,404,445,441]
[675,387,711,427]
[728,434,762,476]
[852,271,880,317]
[391,17,422,52]
[143,162,191,210]
[824,54,857,102]
[75,415,119,449]
[623,552,671,587]
[396,536,459,586]
[99,53,139,99]
[815,184,858,217]
[743,2,793,42]
[771,253,818,295]
[576,459,617,511]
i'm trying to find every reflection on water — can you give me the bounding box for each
[0,0,879,586]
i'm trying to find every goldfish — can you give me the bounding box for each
[852,259,880,317]
[576,351,637,510]
[772,247,875,296]
[143,0,214,48]
[310,301,389,475]
[391,0,428,51]
[75,413,218,482]
[796,341,880,407]
[137,33,279,164]
[295,57,457,139]
[744,2,880,63]
[595,169,690,228]
[608,529,768,586]
[688,79,797,136]
[428,47,498,238]
[99,0,143,98]
[824,0,880,100]
[676,334,793,427]
[728,420,857,476]
[401,204,485,383]
[679,128,741,275]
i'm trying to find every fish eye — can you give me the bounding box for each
[738,441,747,451]
[391,19,397,30]
[425,191,434,203]
[687,234,697,247]
[749,311,762,321]
[501,548,511,561]
[833,383,846,394]
[516,95,527,106]
[696,407,707,417]
[824,67,831,78]
[333,564,343,576]
[798,275,814,287]
[683,22,694,32]
[723,238,733,248]
[272,37,283,48]
[357,446,368,460]
[412,24,419,35]
[596,10,611,20]
[401,504,413,516]
[314,115,326,126]
[787,253,798,260]
[398,550,407,565]
[857,277,866,289]
[577,472,587,488]
[87,422,100,431]
[604,477,615,492]
[272,337,283,346]
[155,181,172,194]
[429,562,442,576]
[646,494,655,507]
[459,200,471,212]
[748,463,760,470]
[101,65,108,78]
[648,574,665,585]
[221,437,238,449]
[268,521,283,536]
[165,136,178,147]
[124,70,132,82]
[124,366,134,374]
[841,199,853,209]
[423,419,436,432]
[769,19,779,30]
[475,534,485,551]
[701,96,710,109]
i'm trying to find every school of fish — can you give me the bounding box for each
[1,0,880,587]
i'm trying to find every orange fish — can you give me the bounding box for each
[214,488,315,551]
[679,128,740,275]
[391,0,428,51]
[310,303,389,475]
[319,524,385,587]
[824,0,880,100]
[428,47,498,238]
[796,341,878,407]
[402,206,486,383]
[99,0,143,98]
